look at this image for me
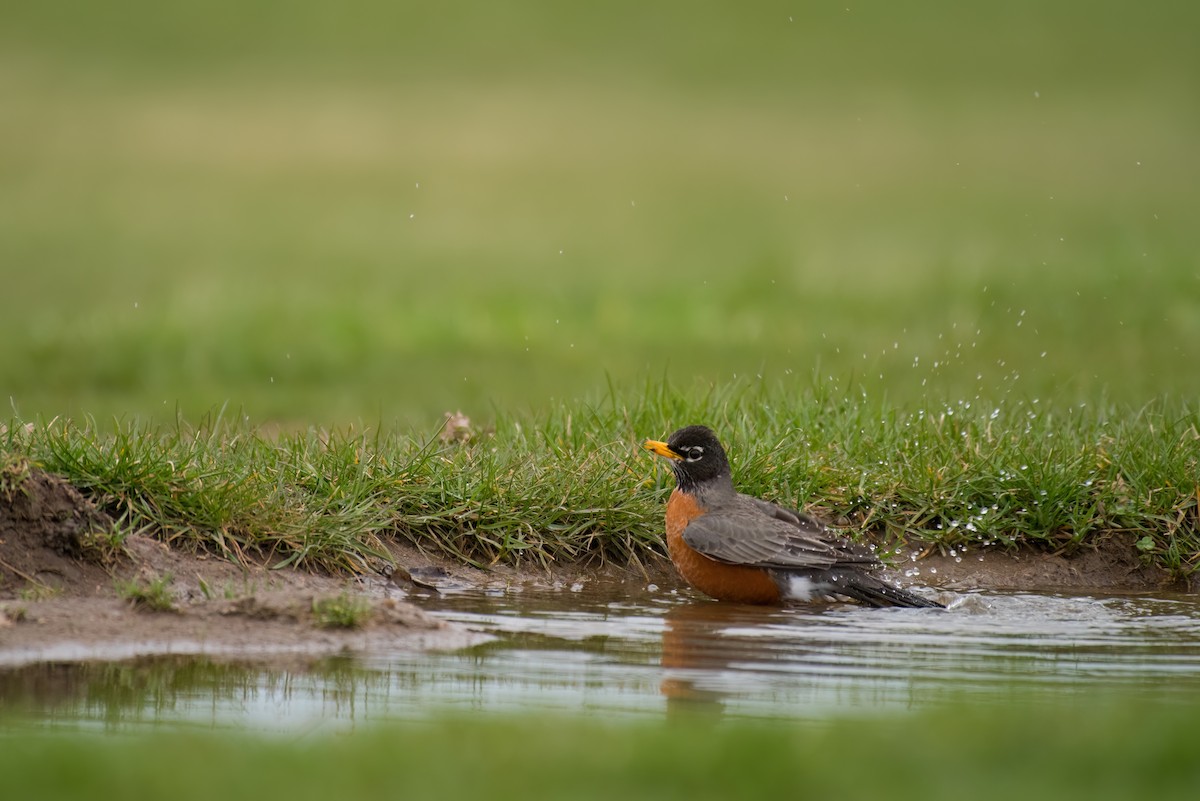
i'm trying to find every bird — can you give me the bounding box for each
[643,425,942,608]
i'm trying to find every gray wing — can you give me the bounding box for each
[681,495,881,570]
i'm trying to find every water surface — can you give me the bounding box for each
[4,585,1200,731]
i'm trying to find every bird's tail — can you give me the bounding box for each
[838,570,943,608]
[780,568,944,608]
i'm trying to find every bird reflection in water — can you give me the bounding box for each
[659,601,792,718]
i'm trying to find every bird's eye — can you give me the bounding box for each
[685,446,704,461]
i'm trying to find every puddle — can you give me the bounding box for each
[3,585,1200,731]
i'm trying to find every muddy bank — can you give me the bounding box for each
[0,469,482,665]
[910,535,1186,593]
[0,467,1193,668]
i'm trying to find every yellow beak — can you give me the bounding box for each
[643,439,683,460]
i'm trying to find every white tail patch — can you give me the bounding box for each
[782,574,820,601]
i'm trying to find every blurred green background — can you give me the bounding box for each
[2,0,1197,425]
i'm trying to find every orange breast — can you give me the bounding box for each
[665,489,781,605]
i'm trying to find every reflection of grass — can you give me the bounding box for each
[13,384,1199,578]
[1,694,1197,800]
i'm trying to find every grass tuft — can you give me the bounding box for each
[0,454,32,500]
[1,604,28,623]
[18,585,61,602]
[311,592,371,629]
[115,574,176,612]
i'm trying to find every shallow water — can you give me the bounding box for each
[4,585,1200,731]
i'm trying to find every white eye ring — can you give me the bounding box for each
[685,446,704,462]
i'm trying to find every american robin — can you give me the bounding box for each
[643,425,942,608]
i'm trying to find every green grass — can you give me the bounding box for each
[1,2,1197,575]
[2,695,1199,801]
[5,381,1197,577]
[1,2,1198,424]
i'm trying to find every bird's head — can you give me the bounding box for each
[643,425,731,491]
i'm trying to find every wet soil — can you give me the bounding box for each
[0,467,1193,667]
[914,535,1182,592]
[0,469,480,664]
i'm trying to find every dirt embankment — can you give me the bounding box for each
[0,467,481,665]
[0,466,1193,666]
